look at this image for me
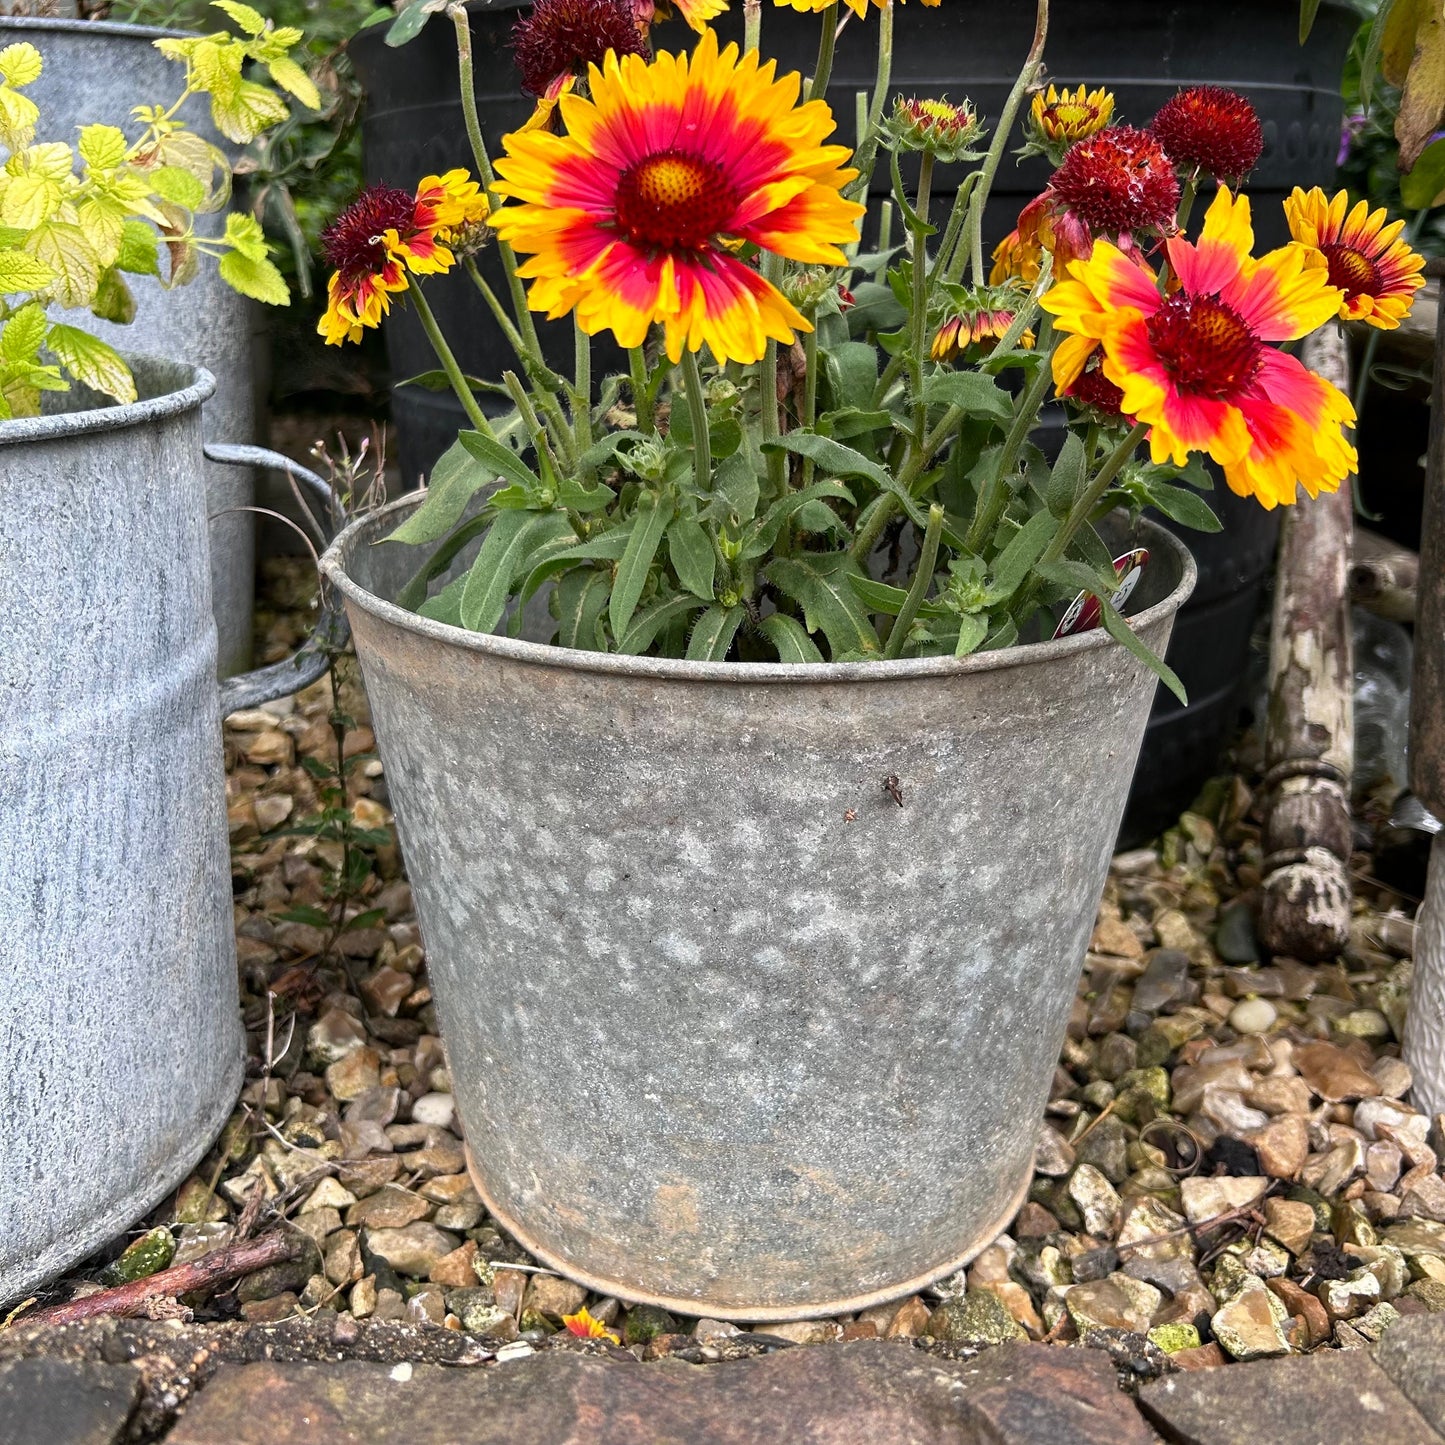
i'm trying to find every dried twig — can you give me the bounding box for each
[12,1232,299,1329]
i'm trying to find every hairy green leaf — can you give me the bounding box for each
[686,603,745,661]
[667,517,716,601]
[759,612,825,663]
[459,510,573,634]
[768,552,881,657]
[610,494,672,640]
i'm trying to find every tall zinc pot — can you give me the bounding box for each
[0,359,333,1305]
[321,499,1196,1319]
[0,15,263,679]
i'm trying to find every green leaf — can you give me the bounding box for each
[685,603,745,661]
[824,341,880,411]
[848,574,909,616]
[552,567,612,650]
[1402,133,1445,208]
[920,371,1014,425]
[212,0,268,35]
[704,451,760,525]
[1143,481,1221,533]
[0,41,42,87]
[77,124,127,172]
[556,474,616,513]
[761,431,890,488]
[46,324,134,403]
[768,552,882,658]
[91,266,136,324]
[344,908,388,932]
[1046,431,1087,519]
[396,368,501,394]
[209,77,290,144]
[149,165,207,210]
[278,904,331,928]
[609,494,672,640]
[988,508,1059,600]
[617,594,706,655]
[759,612,824,663]
[1099,599,1187,705]
[25,222,97,309]
[387,439,495,545]
[954,612,989,657]
[667,517,716,601]
[459,510,573,634]
[266,56,321,111]
[516,526,633,606]
[1299,0,1322,43]
[0,248,53,294]
[116,221,160,276]
[742,480,857,561]
[218,248,289,305]
[1,301,46,362]
[457,428,543,494]
[386,0,444,46]
[395,512,493,612]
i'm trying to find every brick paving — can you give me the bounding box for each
[4,1313,1445,1445]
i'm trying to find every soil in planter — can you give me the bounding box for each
[11,560,1437,1391]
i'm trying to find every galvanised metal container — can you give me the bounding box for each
[0,14,263,679]
[0,360,335,1306]
[322,497,1195,1319]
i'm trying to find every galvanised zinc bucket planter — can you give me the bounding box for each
[0,14,263,680]
[0,359,336,1306]
[321,498,1196,1320]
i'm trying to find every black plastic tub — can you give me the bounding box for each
[349,0,1355,837]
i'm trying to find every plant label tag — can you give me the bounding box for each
[1052,548,1149,640]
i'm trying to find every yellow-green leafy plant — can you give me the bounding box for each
[0,0,317,419]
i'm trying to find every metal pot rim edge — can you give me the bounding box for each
[321,493,1201,687]
[0,15,194,41]
[0,358,215,448]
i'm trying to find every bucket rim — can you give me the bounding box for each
[322,493,1199,687]
[0,14,195,41]
[0,358,215,449]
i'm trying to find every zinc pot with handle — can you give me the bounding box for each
[320,498,1195,1319]
[0,358,341,1306]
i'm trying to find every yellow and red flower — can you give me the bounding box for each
[652,0,728,32]
[1028,83,1114,146]
[1151,86,1263,183]
[318,171,488,345]
[990,222,1044,286]
[775,0,939,15]
[562,1306,620,1343]
[1042,187,1356,509]
[932,295,1034,360]
[1284,186,1425,331]
[1050,125,1180,239]
[490,29,864,365]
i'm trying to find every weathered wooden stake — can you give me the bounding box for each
[1404,258,1445,1117]
[1258,322,1355,962]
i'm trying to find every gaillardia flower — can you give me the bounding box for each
[1061,356,1127,421]
[886,96,982,162]
[490,30,865,364]
[1027,83,1114,151]
[653,0,728,32]
[511,0,647,98]
[1042,188,1356,509]
[775,0,938,16]
[1151,86,1263,183]
[932,293,1034,360]
[1050,125,1180,238]
[1285,186,1425,330]
[990,222,1044,285]
[318,172,488,345]
[562,1306,620,1343]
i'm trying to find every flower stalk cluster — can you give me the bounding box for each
[316,0,1422,678]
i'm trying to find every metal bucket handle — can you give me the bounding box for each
[204,443,351,716]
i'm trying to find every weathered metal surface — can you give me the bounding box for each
[321,498,1195,1319]
[1405,257,1445,1115]
[1,15,262,678]
[0,360,319,1307]
[1259,323,1355,961]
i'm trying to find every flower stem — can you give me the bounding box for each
[808,3,840,103]
[1176,174,1199,235]
[1039,420,1149,567]
[573,320,593,462]
[744,0,762,53]
[909,151,935,447]
[800,316,820,492]
[410,281,494,438]
[964,0,1048,285]
[848,0,894,201]
[630,346,655,434]
[680,348,711,497]
[883,503,944,658]
[760,254,786,498]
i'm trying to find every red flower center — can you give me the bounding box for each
[1322,242,1382,299]
[511,0,648,98]
[322,185,416,280]
[1147,292,1261,399]
[615,151,738,250]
